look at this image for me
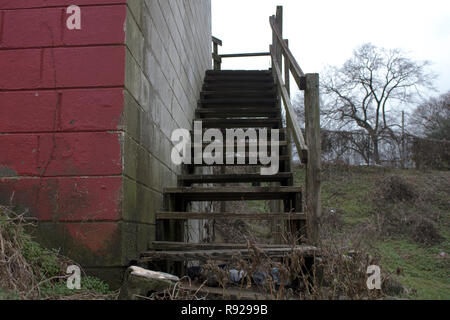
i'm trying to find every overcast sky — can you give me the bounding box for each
[212,0,450,99]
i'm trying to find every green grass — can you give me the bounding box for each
[0,207,114,300]
[378,238,450,299]
[294,165,450,299]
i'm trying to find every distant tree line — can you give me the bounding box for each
[292,43,449,169]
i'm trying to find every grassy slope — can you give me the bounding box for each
[294,166,450,300]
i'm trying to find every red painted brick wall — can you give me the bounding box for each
[0,1,129,283]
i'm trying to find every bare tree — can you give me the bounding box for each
[321,43,435,164]
[409,91,450,140]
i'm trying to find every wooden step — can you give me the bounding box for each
[163,186,301,201]
[205,70,272,76]
[179,172,293,184]
[203,83,276,91]
[151,241,293,251]
[196,107,279,118]
[189,128,286,136]
[192,156,290,167]
[200,98,277,106]
[201,90,276,99]
[140,245,316,262]
[205,76,273,83]
[192,140,288,149]
[199,118,281,129]
[156,212,305,220]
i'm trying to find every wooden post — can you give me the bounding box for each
[213,42,220,70]
[304,74,321,245]
[284,39,293,177]
[401,111,405,169]
[275,6,283,69]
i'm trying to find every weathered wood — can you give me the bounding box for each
[199,118,281,129]
[164,186,302,202]
[206,70,272,75]
[197,108,279,118]
[269,16,305,81]
[271,51,308,163]
[192,156,290,167]
[212,36,222,46]
[179,172,293,184]
[200,98,276,104]
[220,52,271,58]
[205,76,273,83]
[140,246,317,262]
[212,37,222,70]
[203,82,276,90]
[151,242,290,251]
[304,74,322,245]
[191,141,288,149]
[156,212,306,220]
[201,90,276,98]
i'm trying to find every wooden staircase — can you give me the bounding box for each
[139,6,322,280]
[140,70,311,274]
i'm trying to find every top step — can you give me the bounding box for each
[206,70,272,76]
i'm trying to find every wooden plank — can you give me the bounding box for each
[152,241,291,251]
[199,118,281,129]
[206,70,272,75]
[219,52,271,58]
[205,76,273,83]
[305,74,322,245]
[179,172,293,184]
[269,15,305,83]
[140,246,317,262]
[192,156,290,167]
[196,108,279,118]
[188,128,286,136]
[156,212,306,220]
[191,141,288,149]
[201,90,276,98]
[163,186,301,201]
[200,98,277,104]
[203,83,276,91]
[271,52,308,163]
[212,36,222,46]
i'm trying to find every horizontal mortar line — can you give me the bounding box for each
[124,46,196,125]
[122,174,164,195]
[0,43,125,51]
[123,132,178,177]
[29,219,157,225]
[0,3,127,11]
[0,85,124,92]
[0,174,123,179]
[0,130,123,135]
[35,220,157,226]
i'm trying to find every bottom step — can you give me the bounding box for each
[140,245,317,262]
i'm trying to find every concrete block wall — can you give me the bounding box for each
[0,0,211,285]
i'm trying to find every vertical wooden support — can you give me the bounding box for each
[275,6,283,68]
[270,7,284,242]
[284,39,293,177]
[213,42,220,70]
[304,74,322,245]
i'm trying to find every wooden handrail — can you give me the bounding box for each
[269,6,321,245]
[269,16,305,89]
[271,47,308,163]
[212,36,222,46]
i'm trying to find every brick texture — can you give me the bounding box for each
[0,0,212,285]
